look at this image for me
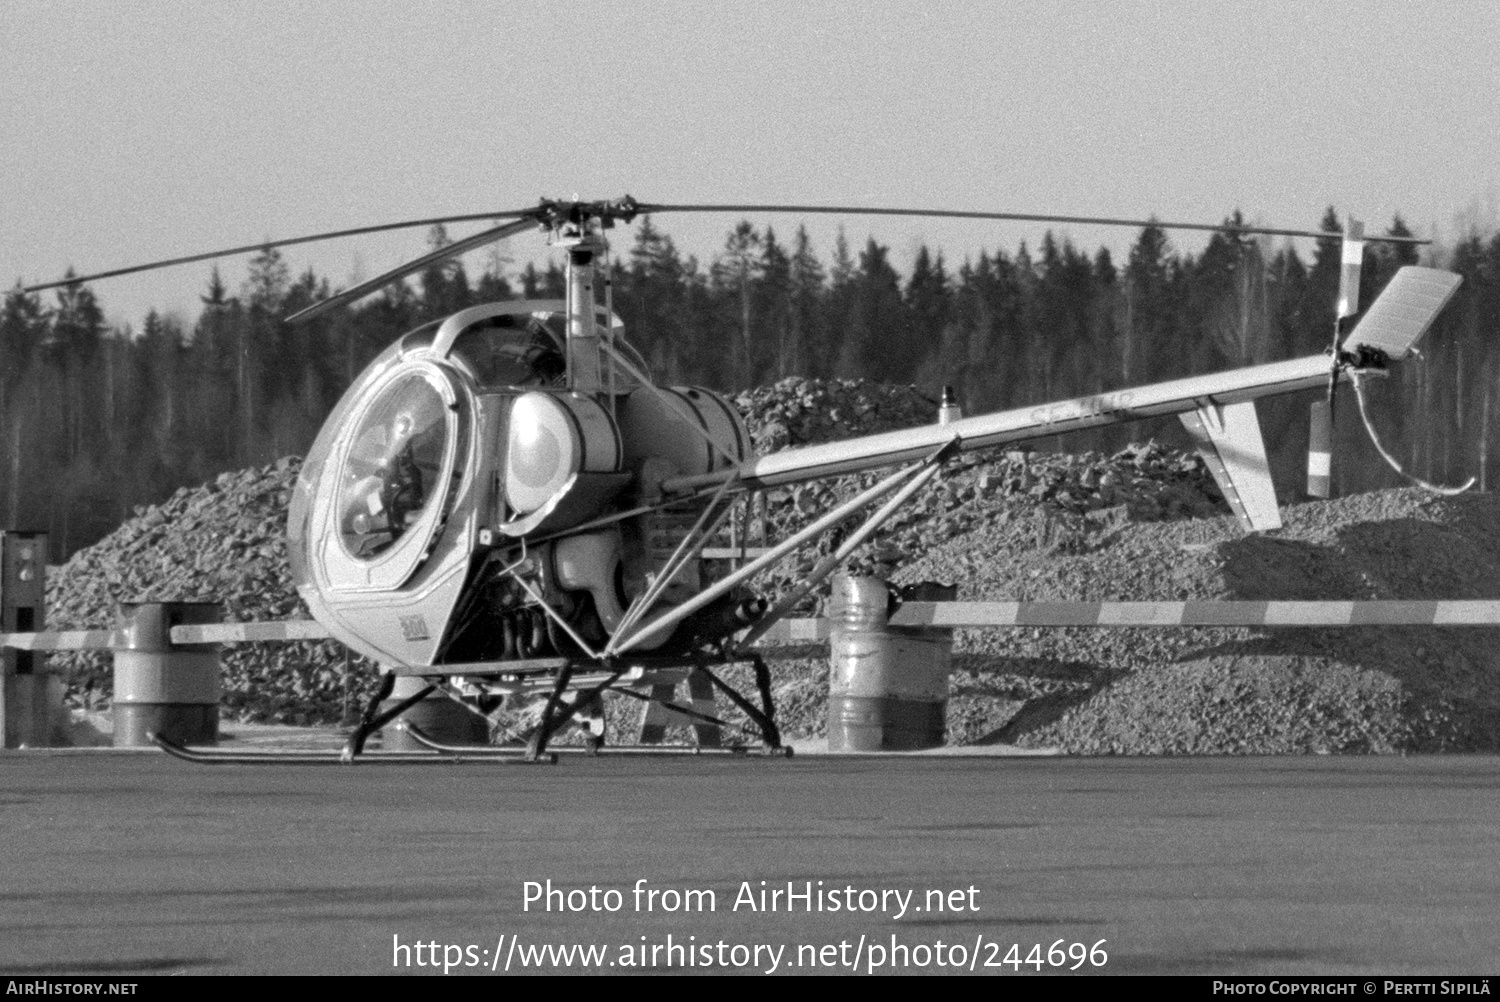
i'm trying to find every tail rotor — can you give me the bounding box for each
[1308,239,1469,500]
[1307,217,1365,499]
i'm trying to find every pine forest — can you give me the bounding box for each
[4,210,1498,560]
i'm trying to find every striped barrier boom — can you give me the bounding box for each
[746,618,831,644]
[7,602,1500,654]
[168,621,332,644]
[700,547,772,560]
[748,602,1500,641]
[0,629,126,651]
[0,621,332,651]
[886,601,1500,628]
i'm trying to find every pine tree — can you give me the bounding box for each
[1031,233,1097,407]
[839,239,907,383]
[949,253,1001,412]
[1122,223,1174,385]
[823,228,857,380]
[200,266,231,309]
[622,215,693,380]
[420,224,472,319]
[1090,246,1120,400]
[755,227,792,383]
[1299,207,1343,357]
[711,221,762,387]
[1194,212,1270,368]
[51,276,107,469]
[0,285,49,527]
[243,245,290,313]
[904,246,951,395]
[189,272,244,472]
[787,226,826,379]
[132,310,188,503]
[521,261,544,298]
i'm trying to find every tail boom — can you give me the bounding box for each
[665,354,1336,493]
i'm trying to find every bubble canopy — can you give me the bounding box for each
[336,369,452,560]
[288,301,651,594]
[446,314,566,389]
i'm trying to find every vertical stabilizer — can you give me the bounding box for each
[1179,400,1281,531]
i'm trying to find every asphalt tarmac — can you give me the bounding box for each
[1,749,1498,976]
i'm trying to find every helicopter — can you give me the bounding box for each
[21,197,1464,762]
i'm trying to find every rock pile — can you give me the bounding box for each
[732,377,941,453]
[747,441,1226,614]
[894,487,1500,754]
[737,486,1500,754]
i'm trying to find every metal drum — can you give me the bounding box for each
[112,602,222,747]
[827,576,956,752]
[379,675,488,750]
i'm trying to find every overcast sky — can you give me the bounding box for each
[3,1,1497,328]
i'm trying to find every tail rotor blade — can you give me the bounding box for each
[1336,218,1365,320]
[1307,398,1333,499]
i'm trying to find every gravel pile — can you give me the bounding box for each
[732,377,941,453]
[747,441,1226,615]
[740,486,1500,754]
[41,376,1500,752]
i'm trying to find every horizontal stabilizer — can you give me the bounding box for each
[1178,400,1281,531]
[1341,266,1461,361]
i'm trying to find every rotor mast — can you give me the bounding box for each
[551,209,610,394]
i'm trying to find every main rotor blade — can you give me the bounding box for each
[634,203,1430,245]
[21,209,537,294]
[284,216,539,324]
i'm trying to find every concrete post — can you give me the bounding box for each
[0,531,66,748]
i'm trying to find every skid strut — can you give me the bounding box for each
[636,670,723,747]
[512,655,788,759]
[616,661,784,753]
[698,658,782,751]
[526,663,637,761]
[341,672,432,762]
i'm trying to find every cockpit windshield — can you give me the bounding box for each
[447,315,566,390]
[337,372,450,560]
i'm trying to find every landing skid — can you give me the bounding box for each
[151,732,557,765]
[153,653,784,766]
[400,721,791,757]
